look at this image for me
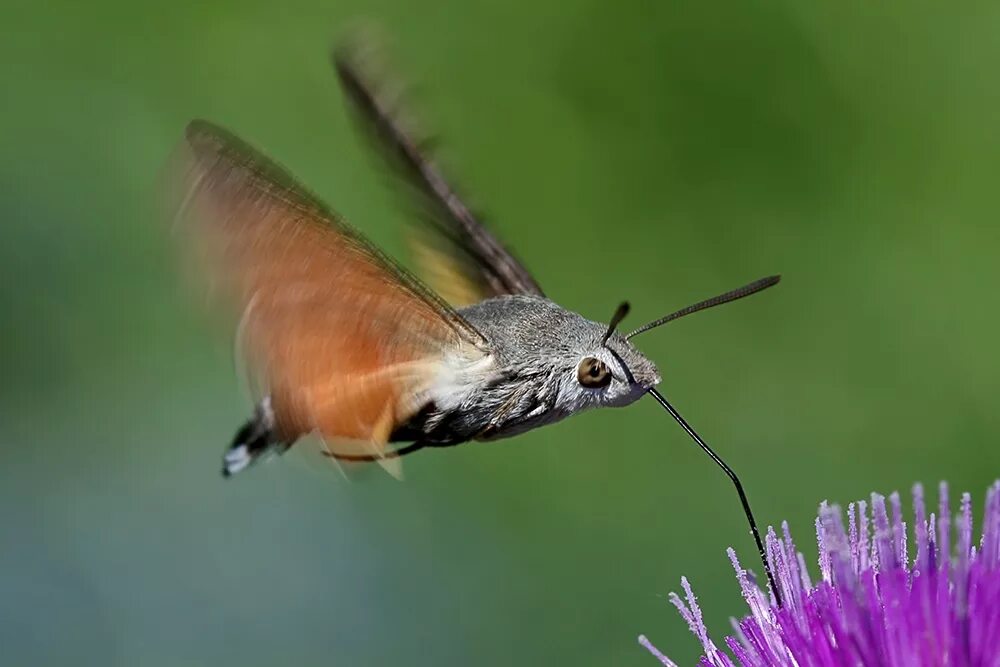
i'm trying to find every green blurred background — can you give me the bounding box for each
[3,0,1000,664]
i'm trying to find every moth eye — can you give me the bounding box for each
[577,357,612,389]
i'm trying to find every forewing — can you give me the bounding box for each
[333,40,545,306]
[168,120,485,462]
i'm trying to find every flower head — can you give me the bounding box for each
[641,481,1000,666]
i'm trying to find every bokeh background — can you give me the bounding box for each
[4,0,1000,664]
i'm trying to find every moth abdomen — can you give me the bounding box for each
[389,400,472,446]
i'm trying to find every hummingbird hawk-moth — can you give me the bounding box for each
[167,39,782,600]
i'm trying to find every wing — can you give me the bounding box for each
[167,120,486,470]
[333,40,545,307]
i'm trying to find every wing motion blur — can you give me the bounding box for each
[168,120,487,474]
[333,40,545,306]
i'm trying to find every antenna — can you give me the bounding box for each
[601,301,631,346]
[647,387,781,606]
[626,276,780,340]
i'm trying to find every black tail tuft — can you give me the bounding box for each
[222,418,273,478]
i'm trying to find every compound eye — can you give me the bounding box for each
[577,357,612,389]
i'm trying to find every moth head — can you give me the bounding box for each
[570,348,661,408]
[562,302,661,409]
[569,276,782,408]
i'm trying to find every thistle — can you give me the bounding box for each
[640,481,1000,666]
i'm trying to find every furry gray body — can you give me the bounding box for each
[392,295,661,446]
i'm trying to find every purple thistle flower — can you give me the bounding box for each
[640,481,1000,666]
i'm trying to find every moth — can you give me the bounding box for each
[168,41,782,598]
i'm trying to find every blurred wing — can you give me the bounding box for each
[168,120,486,470]
[333,41,545,307]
